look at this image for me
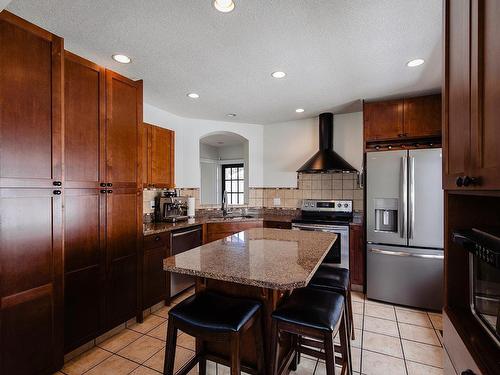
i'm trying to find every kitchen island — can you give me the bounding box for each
[163,228,337,374]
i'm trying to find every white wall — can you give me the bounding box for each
[144,103,264,188]
[263,112,363,187]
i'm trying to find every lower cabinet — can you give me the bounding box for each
[143,232,170,309]
[205,221,263,243]
[349,224,365,287]
[263,220,292,229]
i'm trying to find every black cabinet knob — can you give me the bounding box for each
[100,182,106,187]
[155,236,161,241]
[107,190,113,193]
[53,190,62,195]
[463,176,479,187]
[53,181,62,186]
[107,183,113,187]
[461,370,475,375]
[100,189,107,194]
[456,176,464,187]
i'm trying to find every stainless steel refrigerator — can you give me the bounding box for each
[366,148,444,311]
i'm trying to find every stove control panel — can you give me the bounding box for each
[301,199,353,213]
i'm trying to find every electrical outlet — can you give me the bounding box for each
[150,201,155,209]
[273,197,281,206]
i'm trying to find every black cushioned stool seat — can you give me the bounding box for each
[270,288,351,375]
[164,291,264,375]
[309,265,355,342]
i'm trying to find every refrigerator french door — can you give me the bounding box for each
[366,148,444,310]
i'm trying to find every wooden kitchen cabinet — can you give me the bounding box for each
[143,123,175,188]
[143,232,170,309]
[263,220,292,230]
[349,224,365,287]
[205,221,263,243]
[444,0,500,190]
[0,12,64,374]
[364,95,442,144]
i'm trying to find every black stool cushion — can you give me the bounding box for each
[309,265,349,294]
[169,291,261,333]
[272,288,344,332]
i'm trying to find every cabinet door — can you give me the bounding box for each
[0,12,63,188]
[105,70,143,189]
[349,224,365,286]
[64,52,105,189]
[143,246,168,308]
[443,0,472,189]
[0,188,63,374]
[150,126,175,188]
[403,95,442,138]
[363,100,404,141]
[142,124,151,187]
[469,0,500,189]
[106,189,140,328]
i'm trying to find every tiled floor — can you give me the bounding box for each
[56,290,443,375]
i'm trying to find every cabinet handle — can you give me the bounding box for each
[463,176,479,187]
[107,190,113,194]
[53,190,62,195]
[100,182,106,187]
[100,189,107,194]
[456,176,464,187]
[155,236,161,241]
[107,183,113,187]
[461,371,475,375]
[53,181,62,186]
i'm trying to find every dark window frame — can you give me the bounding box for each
[221,163,244,205]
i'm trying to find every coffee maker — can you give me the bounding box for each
[155,190,188,222]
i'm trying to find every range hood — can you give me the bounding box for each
[297,113,357,173]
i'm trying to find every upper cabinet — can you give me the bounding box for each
[444,0,500,190]
[364,94,442,146]
[0,11,63,188]
[143,123,175,188]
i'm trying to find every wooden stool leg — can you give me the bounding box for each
[230,332,241,375]
[254,312,265,375]
[339,311,352,375]
[323,331,337,375]
[289,334,299,371]
[269,319,280,375]
[196,338,206,375]
[347,285,355,340]
[163,319,178,375]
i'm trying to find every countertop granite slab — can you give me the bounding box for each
[163,228,337,290]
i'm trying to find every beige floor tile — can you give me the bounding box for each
[130,366,163,375]
[152,305,173,318]
[351,291,365,302]
[429,313,443,330]
[364,316,399,337]
[144,347,195,373]
[362,331,403,358]
[84,355,139,375]
[97,328,142,352]
[396,310,432,328]
[186,361,217,375]
[351,347,362,373]
[290,356,317,375]
[352,328,362,348]
[352,301,364,315]
[147,323,167,341]
[402,340,443,368]
[177,333,196,350]
[399,323,441,346]
[128,314,167,334]
[117,335,165,363]
[62,347,112,375]
[365,298,396,307]
[406,360,444,375]
[361,350,406,375]
[353,313,363,329]
[364,304,396,321]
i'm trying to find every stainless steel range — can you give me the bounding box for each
[292,199,353,269]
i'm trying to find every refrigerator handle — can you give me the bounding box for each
[400,156,408,238]
[409,156,415,239]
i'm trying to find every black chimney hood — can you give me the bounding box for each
[297,113,358,173]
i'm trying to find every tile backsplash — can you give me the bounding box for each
[143,172,363,215]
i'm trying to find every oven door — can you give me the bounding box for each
[292,223,349,269]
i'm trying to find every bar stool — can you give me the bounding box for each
[309,265,355,340]
[270,288,351,375]
[163,291,265,375]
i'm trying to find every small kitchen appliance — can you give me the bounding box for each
[155,191,189,222]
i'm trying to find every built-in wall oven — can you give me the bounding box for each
[291,199,353,269]
[453,228,500,345]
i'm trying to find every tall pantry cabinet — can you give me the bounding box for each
[0,10,143,373]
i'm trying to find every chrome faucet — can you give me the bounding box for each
[221,190,229,216]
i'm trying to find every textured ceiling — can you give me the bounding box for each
[7,0,442,124]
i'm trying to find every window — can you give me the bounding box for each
[222,163,244,205]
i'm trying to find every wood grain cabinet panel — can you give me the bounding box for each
[0,13,63,188]
[363,100,404,141]
[205,221,263,244]
[349,224,365,287]
[143,123,175,188]
[403,95,442,138]
[143,245,168,308]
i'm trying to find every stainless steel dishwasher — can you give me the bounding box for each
[170,225,202,297]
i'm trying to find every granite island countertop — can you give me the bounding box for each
[163,228,337,290]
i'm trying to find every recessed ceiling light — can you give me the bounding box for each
[217,141,225,145]
[214,0,235,13]
[407,58,425,67]
[295,108,305,113]
[271,71,286,79]
[112,54,131,64]
[187,93,200,99]
[226,113,237,117]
